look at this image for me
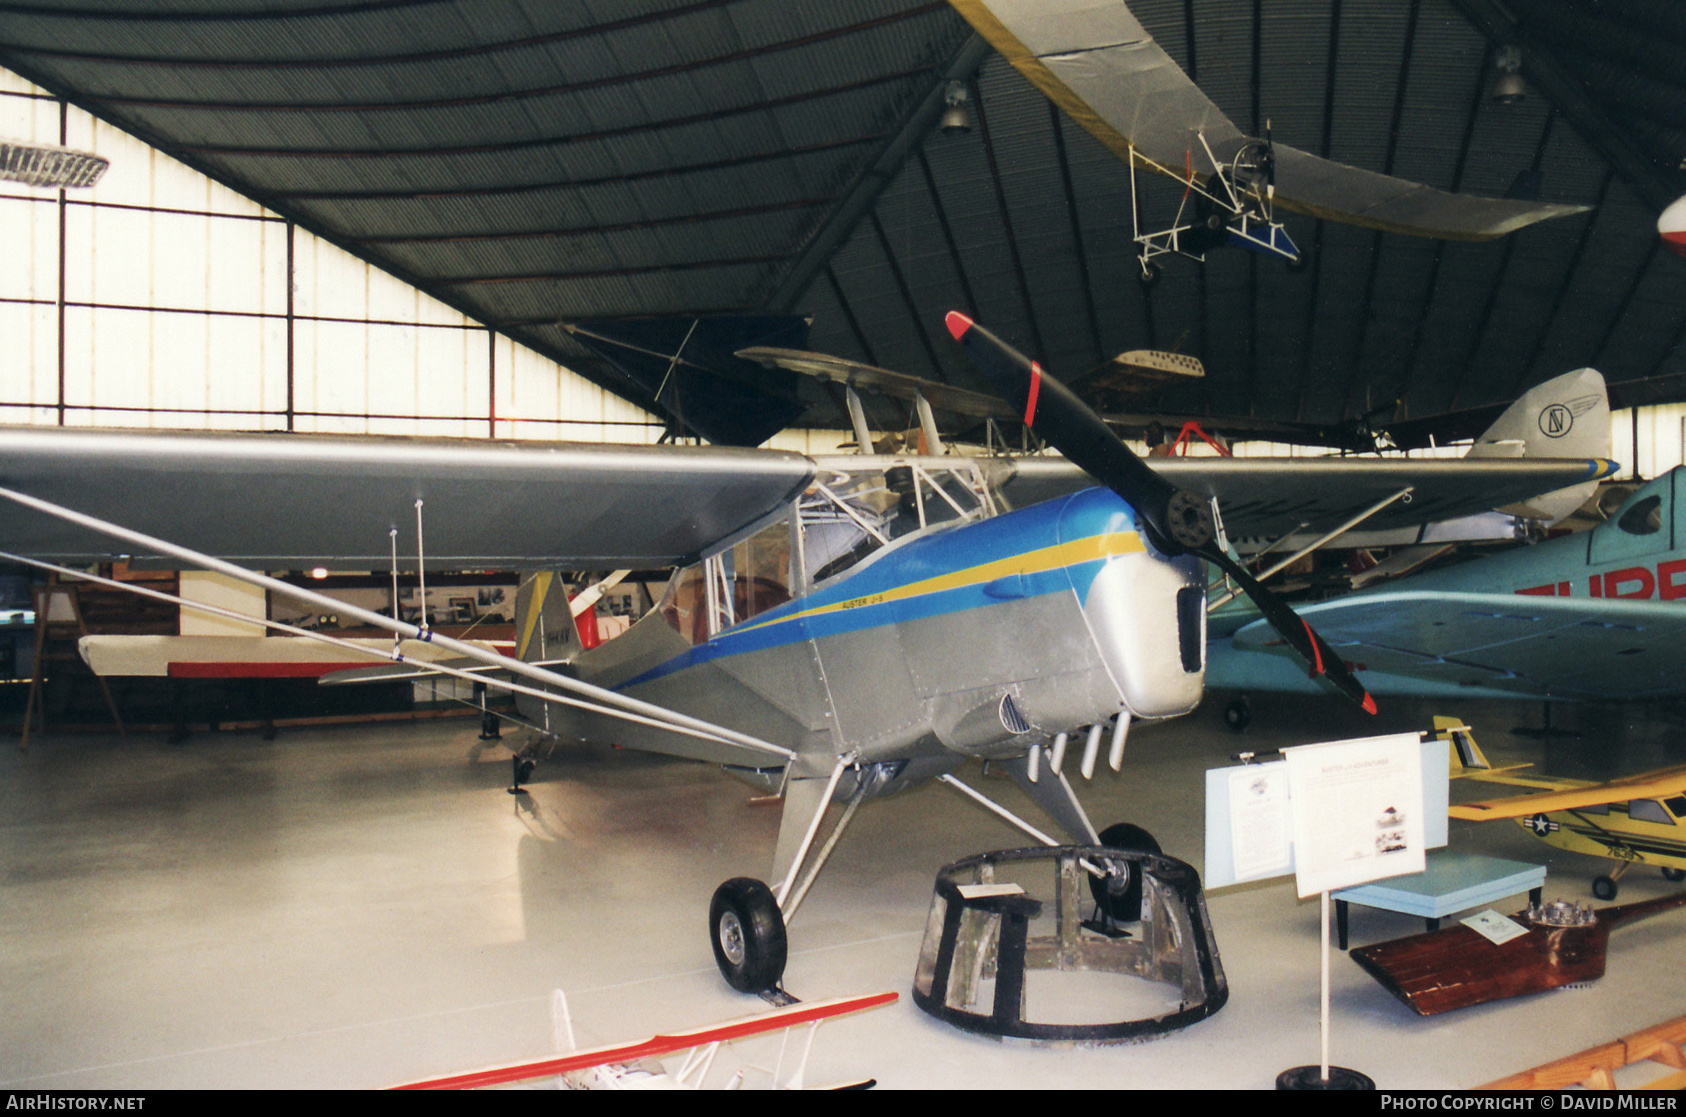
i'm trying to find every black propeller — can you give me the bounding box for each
[945,311,1375,715]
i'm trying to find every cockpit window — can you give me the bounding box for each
[1618,494,1663,536]
[798,459,996,587]
[1628,798,1675,825]
[658,518,793,645]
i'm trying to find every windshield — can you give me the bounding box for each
[799,458,997,588]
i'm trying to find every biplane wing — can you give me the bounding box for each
[952,0,1589,240]
[1450,768,1686,822]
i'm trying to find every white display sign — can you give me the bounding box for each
[1282,732,1425,898]
[1226,763,1293,881]
[1461,909,1530,945]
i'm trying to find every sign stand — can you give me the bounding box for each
[1206,729,1445,1091]
[1274,892,1374,1090]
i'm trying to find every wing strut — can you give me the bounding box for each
[0,485,794,763]
[1209,486,1414,609]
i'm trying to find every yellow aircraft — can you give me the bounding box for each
[1442,717,1686,901]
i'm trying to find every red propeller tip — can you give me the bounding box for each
[1362,693,1377,716]
[944,311,973,341]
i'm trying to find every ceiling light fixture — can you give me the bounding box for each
[1492,46,1526,105]
[939,81,972,134]
[0,140,108,188]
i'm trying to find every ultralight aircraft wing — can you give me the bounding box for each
[952,0,1589,240]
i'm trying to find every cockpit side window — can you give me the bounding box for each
[657,518,794,646]
[1628,799,1675,826]
[1618,495,1663,536]
[797,460,994,587]
[1591,476,1674,565]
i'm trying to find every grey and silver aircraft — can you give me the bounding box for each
[0,318,1616,995]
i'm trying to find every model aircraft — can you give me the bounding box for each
[949,0,1588,278]
[0,317,1616,996]
[1208,461,1686,712]
[1446,733,1686,901]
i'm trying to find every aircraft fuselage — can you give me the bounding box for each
[554,481,1207,791]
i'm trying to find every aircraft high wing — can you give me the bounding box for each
[1210,466,1686,706]
[0,426,1613,572]
[951,0,1588,244]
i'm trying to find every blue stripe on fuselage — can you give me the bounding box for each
[615,486,1141,691]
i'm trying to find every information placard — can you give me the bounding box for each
[1282,732,1425,898]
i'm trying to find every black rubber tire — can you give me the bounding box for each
[1663,867,1685,883]
[1224,697,1251,733]
[1592,875,1618,902]
[709,877,787,994]
[1089,823,1162,922]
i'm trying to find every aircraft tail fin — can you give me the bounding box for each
[1435,716,1490,775]
[1435,715,1538,783]
[513,571,582,664]
[1465,367,1610,523]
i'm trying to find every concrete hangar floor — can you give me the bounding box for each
[2,691,1684,1091]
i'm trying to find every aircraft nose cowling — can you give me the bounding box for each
[1075,522,1208,720]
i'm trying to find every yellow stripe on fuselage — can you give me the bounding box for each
[731,530,1145,638]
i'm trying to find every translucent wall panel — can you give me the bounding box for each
[60,306,287,426]
[1614,405,1686,482]
[0,301,58,422]
[1,64,662,445]
[64,204,287,315]
[0,196,57,301]
[494,339,660,443]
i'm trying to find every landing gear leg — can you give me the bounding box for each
[709,877,788,995]
[1593,861,1633,901]
[1090,822,1163,924]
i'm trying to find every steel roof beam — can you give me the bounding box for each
[765,34,991,314]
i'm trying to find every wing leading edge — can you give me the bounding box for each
[996,456,1618,540]
[0,426,816,570]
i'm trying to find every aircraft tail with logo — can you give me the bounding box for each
[1465,367,1609,525]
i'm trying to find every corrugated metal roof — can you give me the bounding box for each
[1,0,1682,444]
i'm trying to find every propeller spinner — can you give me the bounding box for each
[944,311,1374,715]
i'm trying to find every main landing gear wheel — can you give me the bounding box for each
[1224,696,1251,733]
[1662,867,1685,883]
[709,877,787,994]
[1592,875,1619,901]
[1090,823,1163,922]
